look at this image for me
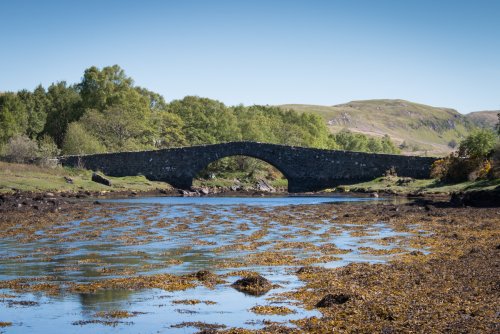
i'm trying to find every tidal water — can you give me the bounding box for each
[0,196,416,333]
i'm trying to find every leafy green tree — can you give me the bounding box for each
[367,137,383,152]
[381,134,400,154]
[150,112,186,148]
[78,106,150,152]
[62,122,106,155]
[43,82,82,146]
[0,93,27,145]
[17,85,48,139]
[168,96,241,145]
[458,129,497,159]
[78,65,134,111]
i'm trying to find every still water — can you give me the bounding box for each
[0,196,415,333]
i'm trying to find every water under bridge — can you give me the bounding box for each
[60,141,437,193]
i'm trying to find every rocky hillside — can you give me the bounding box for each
[466,110,499,130]
[281,99,496,156]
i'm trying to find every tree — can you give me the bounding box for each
[0,93,27,145]
[78,65,134,112]
[17,85,48,139]
[150,111,186,148]
[62,122,106,155]
[458,129,497,159]
[43,82,82,146]
[168,96,241,145]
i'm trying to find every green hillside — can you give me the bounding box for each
[466,110,499,130]
[281,99,480,156]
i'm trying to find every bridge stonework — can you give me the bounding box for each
[60,142,437,193]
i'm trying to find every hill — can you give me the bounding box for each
[281,99,486,156]
[466,110,499,130]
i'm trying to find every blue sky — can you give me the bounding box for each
[1,0,499,113]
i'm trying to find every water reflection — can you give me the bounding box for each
[0,196,418,333]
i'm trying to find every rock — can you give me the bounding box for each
[315,293,350,307]
[255,180,275,192]
[231,274,272,296]
[91,173,112,186]
[194,270,219,285]
[200,187,209,195]
[45,192,55,198]
[230,185,241,192]
[409,250,424,256]
[179,189,199,197]
[451,190,500,207]
[371,192,379,198]
[296,266,323,275]
[64,176,73,184]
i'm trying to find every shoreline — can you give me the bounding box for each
[1,184,498,214]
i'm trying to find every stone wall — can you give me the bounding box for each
[60,142,437,192]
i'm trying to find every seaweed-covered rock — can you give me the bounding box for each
[316,293,350,307]
[296,266,323,275]
[194,270,219,285]
[231,274,272,296]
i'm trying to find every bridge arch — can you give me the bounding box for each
[193,155,289,190]
[170,143,297,190]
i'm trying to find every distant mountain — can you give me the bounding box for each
[280,99,488,156]
[465,110,499,130]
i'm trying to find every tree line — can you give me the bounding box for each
[0,65,400,162]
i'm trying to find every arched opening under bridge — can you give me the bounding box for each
[193,156,288,192]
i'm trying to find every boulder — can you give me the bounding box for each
[255,180,275,192]
[91,173,112,186]
[316,293,350,307]
[231,274,272,296]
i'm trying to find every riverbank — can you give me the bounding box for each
[1,161,499,207]
[0,197,498,333]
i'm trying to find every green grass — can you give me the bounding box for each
[0,161,173,194]
[342,176,500,195]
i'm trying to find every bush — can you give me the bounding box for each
[458,129,497,159]
[37,135,60,167]
[3,134,38,163]
[491,143,500,178]
[432,130,499,182]
[62,122,106,155]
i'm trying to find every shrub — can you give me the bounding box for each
[490,143,500,178]
[62,122,106,155]
[458,129,496,159]
[3,134,38,163]
[37,134,60,167]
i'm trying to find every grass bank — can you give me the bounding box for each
[0,161,173,194]
[2,161,498,197]
[336,175,500,196]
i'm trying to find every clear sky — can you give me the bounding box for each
[1,0,499,113]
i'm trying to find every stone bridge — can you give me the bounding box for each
[60,142,437,193]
